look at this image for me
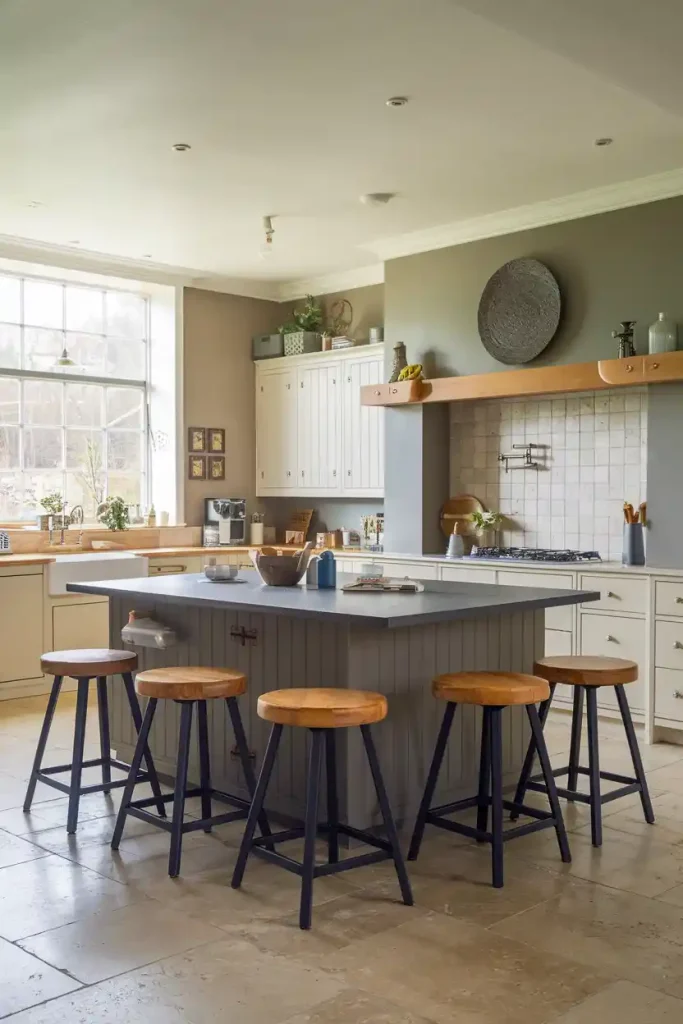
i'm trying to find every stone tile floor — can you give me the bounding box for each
[1,693,683,1021]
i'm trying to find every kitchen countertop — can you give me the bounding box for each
[0,553,57,566]
[68,570,599,628]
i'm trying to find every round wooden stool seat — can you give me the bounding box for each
[257,688,387,729]
[135,666,247,700]
[534,656,638,687]
[41,648,138,678]
[433,672,550,706]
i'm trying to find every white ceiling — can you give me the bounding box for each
[1,0,683,298]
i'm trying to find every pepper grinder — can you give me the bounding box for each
[612,320,637,359]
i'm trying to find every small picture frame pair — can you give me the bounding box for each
[188,426,225,480]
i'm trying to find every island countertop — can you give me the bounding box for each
[68,570,599,628]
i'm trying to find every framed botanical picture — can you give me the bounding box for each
[188,455,206,480]
[208,428,225,453]
[207,455,225,480]
[188,427,206,453]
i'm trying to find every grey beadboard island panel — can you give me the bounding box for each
[70,574,597,828]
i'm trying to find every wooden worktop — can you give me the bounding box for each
[0,553,56,566]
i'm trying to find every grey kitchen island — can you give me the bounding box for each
[69,572,598,829]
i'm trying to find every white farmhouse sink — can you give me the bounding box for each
[48,552,149,596]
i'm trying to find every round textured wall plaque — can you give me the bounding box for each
[477,257,561,365]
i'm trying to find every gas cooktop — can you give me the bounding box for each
[469,547,602,563]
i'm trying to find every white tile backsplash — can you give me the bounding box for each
[450,389,648,560]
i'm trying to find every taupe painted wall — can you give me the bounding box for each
[182,287,281,526]
[316,283,384,342]
[386,196,683,376]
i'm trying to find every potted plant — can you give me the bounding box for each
[98,496,130,531]
[37,492,66,531]
[279,294,324,355]
[470,509,504,548]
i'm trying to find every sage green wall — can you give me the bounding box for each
[385,196,683,376]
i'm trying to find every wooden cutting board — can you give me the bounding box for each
[439,494,486,538]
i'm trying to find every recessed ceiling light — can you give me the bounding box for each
[27,200,43,208]
[142,254,153,259]
[386,96,408,107]
[68,239,80,245]
[594,137,613,147]
[172,142,191,151]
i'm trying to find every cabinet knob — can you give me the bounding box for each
[260,470,264,478]
[332,469,336,477]
[652,362,660,369]
[674,690,683,699]
[300,381,304,387]
[347,376,352,382]
[674,641,683,650]
[676,597,683,604]
[606,591,617,598]
[605,634,617,642]
[347,470,351,477]
[286,471,291,477]
[625,365,633,372]
[301,470,305,477]
[374,389,380,395]
[286,383,291,390]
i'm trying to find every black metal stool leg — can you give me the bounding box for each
[585,686,602,847]
[477,707,491,840]
[232,723,283,889]
[111,698,158,850]
[325,729,339,864]
[67,678,90,834]
[197,700,212,831]
[490,707,504,889]
[361,724,414,908]
[527,703,571,863]
[300,730,324,930]
[226,696,273,844]
[510,684,556,820]
[615,684,655,825]
[408,701,456,860]
[97,676,111,796]
[121,671,166,817]
[169,701,194,878]
[24,675,63,812]
[567,685,584,800]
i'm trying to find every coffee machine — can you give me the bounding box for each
[204,498,246,546]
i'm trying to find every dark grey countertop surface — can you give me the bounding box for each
[68,570,600,628]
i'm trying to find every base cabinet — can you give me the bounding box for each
[0,572,44,684]
[52,601,109,655]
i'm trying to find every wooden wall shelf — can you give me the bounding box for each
[361,350,683,407]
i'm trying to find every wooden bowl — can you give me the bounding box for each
[250,549,308,587]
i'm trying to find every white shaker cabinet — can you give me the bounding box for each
[255,345,384,498]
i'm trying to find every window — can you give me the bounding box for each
[0,272,149,521]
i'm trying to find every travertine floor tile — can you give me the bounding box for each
[279,988,437,1024]
[5,938,344,1024]
[19,900,225,984]
[492,881,683,1000]
[316,910,610,1024]
[0,827,50,868]
[29,810,159,859]
[0,853,144,941]
[0,936,81,1018]
[549,979,683,1022]
[71,827,230,885]
[580,790,683,845]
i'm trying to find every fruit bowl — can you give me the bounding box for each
[249,545,312,587]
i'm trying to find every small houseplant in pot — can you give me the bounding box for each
[279,294,324,355]
[38,491,66,530]
[98,496,130,531]
[470,509,504,548]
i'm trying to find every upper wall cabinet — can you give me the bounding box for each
[256,344,385,498]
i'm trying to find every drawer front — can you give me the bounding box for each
[579,574,647,615]
[388,561,438,581]
[545,629,572,657]
[148,557,202,575]
[497,569,574,631]
[655,580,683,618]
[440,565,496,584]
[655,619,683,670]
[655,667,683,722]
[580,613,646,710]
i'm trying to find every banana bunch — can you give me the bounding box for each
[397,363,423,382]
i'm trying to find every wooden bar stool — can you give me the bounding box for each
[408,672,571,888]
[24,649,166,834]
[112,666,272,878]
[231,688,413,930]
[511,655,654,847]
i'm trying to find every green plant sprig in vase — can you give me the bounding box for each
[99,496,130,531]
[470,509,503,547]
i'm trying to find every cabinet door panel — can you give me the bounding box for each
[297,363,340,491]
[343,357,384,494]
[256,370,296,490]
[0,575,44,682]
[53,601,109,654]
[580,613,646,710]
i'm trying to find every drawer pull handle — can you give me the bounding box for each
[605,634,617,642]
[674,642,683,650]
[674,691,683,700]
[606,591,618,599]
[676,597,683,604]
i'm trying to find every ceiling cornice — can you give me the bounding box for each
[363,166,683,261]
[276,263,385,302]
